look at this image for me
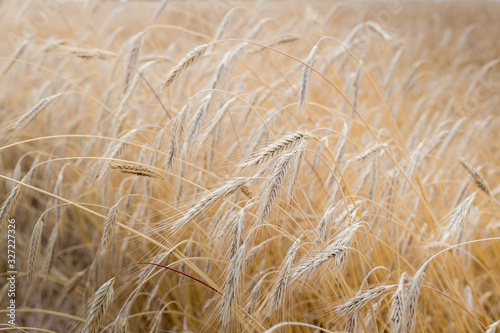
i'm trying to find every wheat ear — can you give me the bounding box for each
[351,142,388,162]
[298,45,318,113]
[222,245,246,333]
[70,48,116,60]
[109,163,162,179]
[83,277,116,333]
[242,130,313,169]
[13,93,64,130]
[256,152,294,226]
[122,32,143,95]
[404,264,427,333]
[390,273,407,332]
[270,235,302,311]
[441,192,476,244]
[160,44,208,90]
[27,218,44,278]
[336,285,395,328]
[1,40,28,75]
[459,158,491,196]
[293,223,360,282]
[100,203,119,250]
[0,184,21,230]
[171,178,247,231]
[163,104,187,170]
[486,320,500,333]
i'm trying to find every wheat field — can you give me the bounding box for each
[0,0,499,332]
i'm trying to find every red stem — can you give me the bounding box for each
[115,262,222,295]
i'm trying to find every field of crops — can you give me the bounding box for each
[0,1,499,332]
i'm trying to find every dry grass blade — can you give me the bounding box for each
[242,130,313,169]
[160,44,208,90]
[83,277,116,333]
[27,218,44,278]
[459,158,491,196]
[13,93,64,130]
